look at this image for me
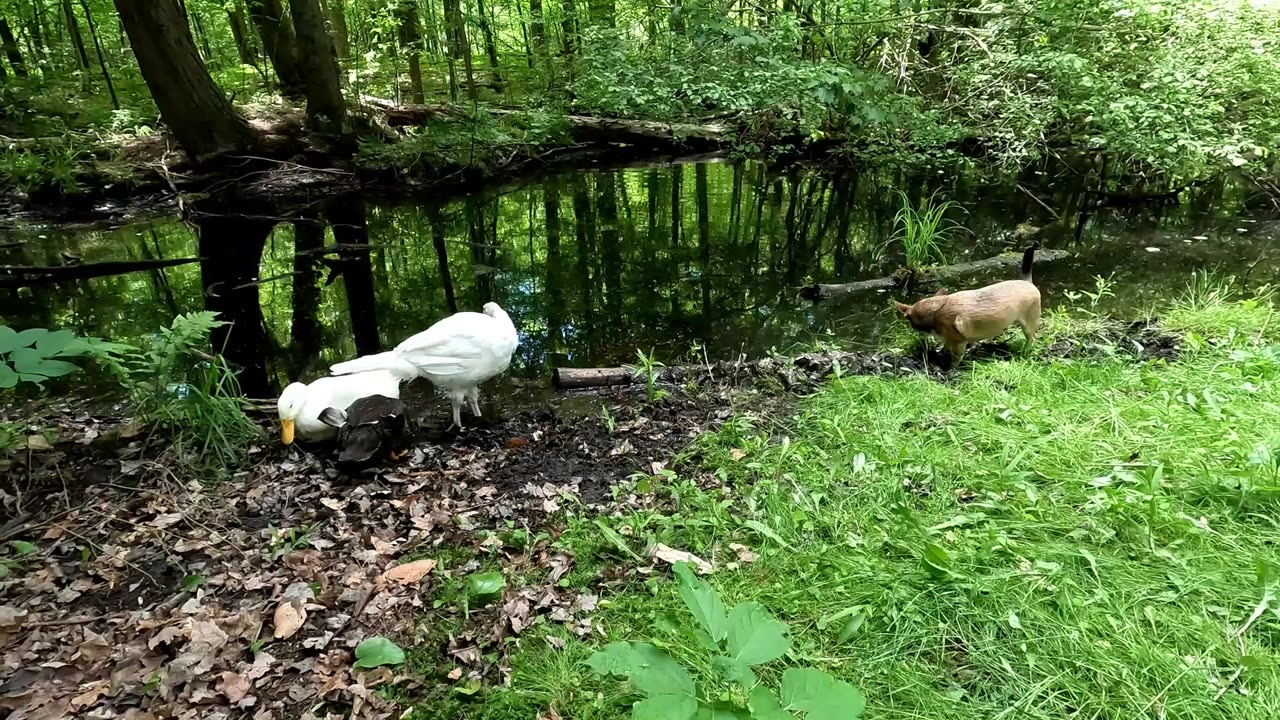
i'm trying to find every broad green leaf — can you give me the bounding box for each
[181,574,207,591]
[713,655,757,687]
[467,571,506,601]
[629,643,696,698]
[726,602,788,667]
[633,695,699,720]
[10,540,36,556]
[0,326,20,354]
[748,686,795,720]
[35,329,77,357]
[353,636,406,669]
[743,520,794,550]
[922,541,952,579]
[9,347,48,375]
[32,359,78,378]
[0,361,16,389]
[588,641,638,677]
[595,519,642,560]
[674,562,729,643]
[780,668,866,720]
[694,703,751,720]
[13,328,46,348]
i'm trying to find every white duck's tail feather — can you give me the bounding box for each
[330,352,420,381]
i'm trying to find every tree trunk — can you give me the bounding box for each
[327,0,349,58]
[475,0,502,89]
[114,0,257,158]
[290,218,325,376]
[560,0,577,55]
[189,8,215,65]
[598,172,622,326]
[441,0,463,100]
[196,216,274,399]
[588,0,613,28]
[0,19,28,76]
[61,0,89,68]
[695,164,711,318]
[459,0,477,101]
[544,180,564,351]
[227,6,257,65]
[572,176,596,348]
[78,0,117,107]
[528,0,544,53]
[244,0,306,98]
[396,0,424,104]
[426,206,458,313]
[327,199,381,355]
[288,0,345,131]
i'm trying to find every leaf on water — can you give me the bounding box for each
[725,602,788,667]
[652,544,714,574]
[382,558,437,585]
[594,519,642,561]
[353,636,406,669]
[272,599,306,639]
[467,571,506,601]
[673,563,728,643]
[743,520,794,550]
[780,668,866,720]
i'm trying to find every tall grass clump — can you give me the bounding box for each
[103,313,260,476]
[890,191,966,270]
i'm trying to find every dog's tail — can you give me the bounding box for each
[1021,243,1039,282]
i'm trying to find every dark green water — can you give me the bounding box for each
[2,159,1277,400]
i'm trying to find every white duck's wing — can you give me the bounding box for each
[309,372,402,413]
[395,313,506,377]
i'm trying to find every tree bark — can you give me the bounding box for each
[475,0,503,89]
[588,0,613,28]
[290,218,325,376]
[114,0,255,158]
[0,18,28,76]
[244,0,306,99]
[544,179,564,350]
[327,0,349,58]
[426,206,458,313]
[396,0,425,104]
[61,0,89,69]
[528,0,544,53]
[196,216,274,399]
[441,0,463,100]
[78,0,117,108]
[560,0,578,55]
[327,199,381,356]
[227,6,257,65]
[598,172,622,326]
[288,0,345,131]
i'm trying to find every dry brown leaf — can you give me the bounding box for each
[728,448,747,461]
[272,600,306,640]
[380,558,437,585]
[0,605,27,627]
[25,434,53,451]
[651,543,715,574]
[729,543,759,563]
[169,619,229,682]
[219,671,252,703]
[446,667,463,681]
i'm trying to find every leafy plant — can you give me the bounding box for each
[627,348,669,402]
[353,636,407,669]
[588,563,865,719]
[889,191,965,270]
[0,326,126,389]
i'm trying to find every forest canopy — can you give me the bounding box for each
[0,0,1277,189]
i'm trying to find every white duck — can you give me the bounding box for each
[276,370,402,444]
[329,302,519,428]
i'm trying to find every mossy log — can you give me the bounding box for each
[800,248,1071,301]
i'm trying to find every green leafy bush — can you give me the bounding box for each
[589,563,865,719]
[0,325,128,389]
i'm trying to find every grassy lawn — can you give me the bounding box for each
[415,290,1280,719]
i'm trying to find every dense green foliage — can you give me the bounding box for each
[0,0,1276,185]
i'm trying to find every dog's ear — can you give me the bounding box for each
[893,300,912,315]
[934,288,949,296]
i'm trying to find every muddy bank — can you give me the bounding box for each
[0,321,1179,718]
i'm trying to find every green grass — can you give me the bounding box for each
[890,191,965,270]
[412,292,1280,719]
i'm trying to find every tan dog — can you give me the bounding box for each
[894,245,1042,361]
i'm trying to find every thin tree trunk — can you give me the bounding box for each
[396,0,425,104]
[0,19,28,76]
[517,0,532,69]
[290,219,325,376]
[288,0,345,131]
[459,0,477,101]
[114,0,257,158]
[442,0,462,99]
[572,176,596,349]
[696,164,711,317]
[244,0,306,98]
[327,198,381,356]
[327,0,349,58]
[190,8,214,65]
[588,0,613,28]
[528,0,544,53]
[560,0,577,55]
[61,0,88,68]
[426,206,458,313]
[421,0,440,56]
[227,6,256,65]
[544,179,564,351]
[78,0,117,107]
[475,0,502,89]
[196,216,274,398]
[598,171,622,326]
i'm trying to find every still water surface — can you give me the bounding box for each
[2,159,1277,401]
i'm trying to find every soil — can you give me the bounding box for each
[0,320,1180,719]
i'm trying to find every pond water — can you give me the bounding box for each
[2,158,1277,408]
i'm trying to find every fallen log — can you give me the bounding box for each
[800,248,1071,301]
[360,95,734,147]
[553,367,636,389]
[0,257,204,287]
